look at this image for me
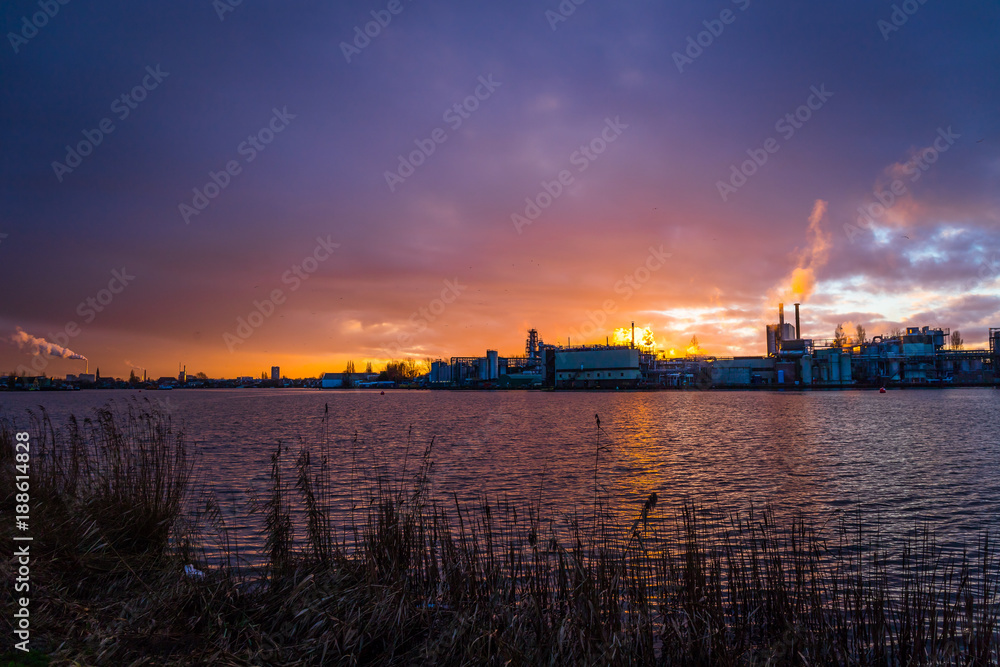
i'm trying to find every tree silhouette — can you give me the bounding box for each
[951,330,964,350]
[855,324,867,346]
[833,324,847,348]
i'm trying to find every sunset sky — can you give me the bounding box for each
[2,1,999,379]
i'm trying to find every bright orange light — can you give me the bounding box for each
[612,326,657,349]
[789,267,814,298]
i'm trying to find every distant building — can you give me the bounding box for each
[429,361,452,383]
[322,372,379,388]
[321,372,348,388]
[555,348,641,389]
[271,366,280,381]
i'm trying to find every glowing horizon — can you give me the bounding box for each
[2,3,998,379]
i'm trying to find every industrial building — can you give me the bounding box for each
[652,303,997,389]
[438,330,554,388]
[429,310,998,390]
[555,348,641,388]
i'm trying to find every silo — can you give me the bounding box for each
[840,354,852,385]
[766,325,778,356]
[830,353,841,383]
[487,350,499,380]
[800,355,812,385]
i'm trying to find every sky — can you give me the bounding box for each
[2,0,999,379]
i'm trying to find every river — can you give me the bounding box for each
[4,387,999,563]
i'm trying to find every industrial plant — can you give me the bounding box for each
[428,307,1000,390]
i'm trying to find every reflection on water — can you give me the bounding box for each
[4,388,999,561]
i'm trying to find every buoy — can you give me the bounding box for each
[380,391,384,395]
[879,387,886,393]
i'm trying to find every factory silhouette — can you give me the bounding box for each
[422,305,1000,390]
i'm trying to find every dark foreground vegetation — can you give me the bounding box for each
[2,401,999,665]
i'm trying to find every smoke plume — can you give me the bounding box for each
[773,199,831,303]
[10,327,87,360]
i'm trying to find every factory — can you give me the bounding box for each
[433,329,553,388]
[701,302,997,388]
[429,308,998,390]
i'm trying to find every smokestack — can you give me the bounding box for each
[794,303,801,339]
[631,321,635,349]
[778,303,785,347]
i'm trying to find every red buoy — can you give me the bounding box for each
[879,387,886,393]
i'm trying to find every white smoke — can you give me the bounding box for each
[10,327,87,360]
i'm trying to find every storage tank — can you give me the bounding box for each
[830,354,841,383]
[487,350,499,380]
[800,355,812,385]
[766,325,778,356]
[840,354,852,385]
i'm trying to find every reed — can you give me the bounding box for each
[2,404,998,665]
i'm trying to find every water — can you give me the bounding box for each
[4,387,999,562]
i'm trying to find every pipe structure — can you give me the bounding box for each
[794,303,801,339]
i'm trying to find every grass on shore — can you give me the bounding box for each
[2,400,999,665]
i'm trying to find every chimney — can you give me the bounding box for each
[794,303,801,339]
[631,321,635,349]
[778,303,785,346]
